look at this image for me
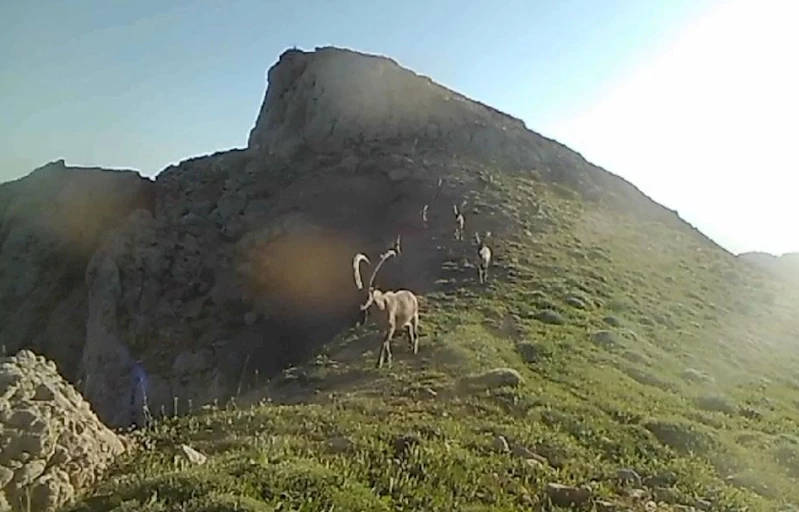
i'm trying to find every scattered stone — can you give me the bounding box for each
[628,488,648,500]
[682,368,713,383]
[517,342,550,363]
[533,309,565,325]
[179,444,208,465]
[695,497,712,510]
[492,435,510,453]
[644,419,715,454]
[595,500,618,512]
[617,468,642,487]
[603,315,622,327]
[545,483,592,507]
[326,436,354,454]
[591,330,619,347]
[695,394,737,415]
[624,367,671,391]
[564,295,589,309]
[456,367,523,393]
[0,350,125,512]
[642,471,677,488]
[644,501,658,512]
[521,459,545,473]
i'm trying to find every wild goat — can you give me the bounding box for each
[356,235,403,327]
[421,178,443,229]
[453,201,466,241]
[353,249,420,368]
[475,231,492,284]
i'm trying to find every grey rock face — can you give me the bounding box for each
[0,161,154,382]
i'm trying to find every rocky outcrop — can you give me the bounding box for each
[246,46,697,233]
[248,48,541,166]
[0,160,155,383]
[0,350,125,512]
[738,251,799,280]
[0,46,718,428]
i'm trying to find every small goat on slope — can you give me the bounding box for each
[474,231,492,285]
[353,249,420,368]
[453,201,466,241]
[421,178,444,229]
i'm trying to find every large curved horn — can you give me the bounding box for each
[393,234,402,255]
[367,249,397,290]
[353,253,370,290]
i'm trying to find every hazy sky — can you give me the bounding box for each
[2,0,796,255]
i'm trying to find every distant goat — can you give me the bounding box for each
[453,201,466,241]
[353,249,420,368]
[421,178,443,229]
[475,231,492,284]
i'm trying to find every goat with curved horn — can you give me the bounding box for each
[352,248,420,368]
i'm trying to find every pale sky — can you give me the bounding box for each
[1,0,796,255]
[546,0,799,256]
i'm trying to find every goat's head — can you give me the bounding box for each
[475,231,492,247]
[353,249,398,311]
[360,288,388,311]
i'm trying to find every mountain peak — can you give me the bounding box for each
[247,46,537,166]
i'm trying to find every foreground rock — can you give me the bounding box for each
[0,350,125,512]
[456,367,524,393]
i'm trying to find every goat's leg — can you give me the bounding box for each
[405,324,414,352]
[377,324,396,368]
[376,337,386,369]
[411,312,420,354]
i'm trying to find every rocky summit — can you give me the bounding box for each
[2,46,799,511]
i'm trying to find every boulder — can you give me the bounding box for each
[0,350,125,512]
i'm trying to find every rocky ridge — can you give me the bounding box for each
[1,46,729,428]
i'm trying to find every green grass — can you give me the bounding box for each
[61,158,799,511]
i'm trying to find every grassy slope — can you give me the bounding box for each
[62,158,799,512]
